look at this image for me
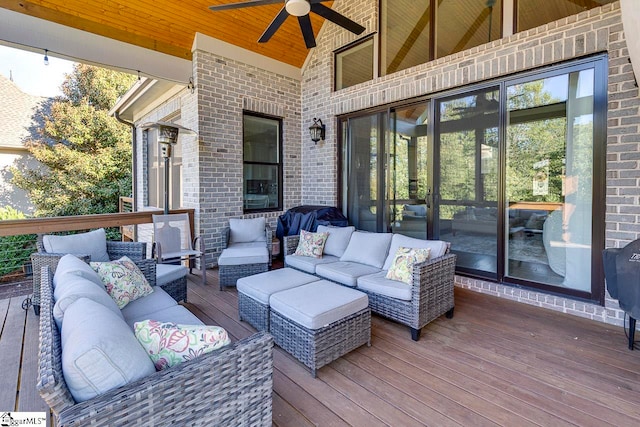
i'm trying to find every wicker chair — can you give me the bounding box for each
[284,234,457,341]
[37,265,274,427]
[218,220,272,289]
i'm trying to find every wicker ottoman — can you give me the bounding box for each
[269,280,371,377]
[218,246,269,290]
[237,268,319,331]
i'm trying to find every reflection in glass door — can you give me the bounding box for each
[389,103,430,239]
[435,87,500,277]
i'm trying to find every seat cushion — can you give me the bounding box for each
[237,268,318,304]
[229,217,266,243]
[285,254,341,274]
[53,254,103,288]
[357,271,413,301]
[53,277,123,329]
[270,280,369,329]
[43,228,110,262]
[340,231,393,268]
[218,246,269,266]
[155,263,188,286]
[61,298,156,402]
[123,304,204,329]
[382,234,450,270]
[317,225,355,258]
[121,286,177,322]
[315,261,381,287]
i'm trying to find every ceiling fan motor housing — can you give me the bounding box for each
[285,0,311,17]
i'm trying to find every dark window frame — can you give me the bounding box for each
[334,34,376,91]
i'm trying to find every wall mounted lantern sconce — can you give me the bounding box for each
[309,118,325,144]
[141,122,197,214]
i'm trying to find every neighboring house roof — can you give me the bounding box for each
[0,74,47,150]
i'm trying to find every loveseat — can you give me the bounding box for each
[38,254,274,426]
[284,225,456,341]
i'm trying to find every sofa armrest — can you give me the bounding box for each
[30,253,90,309]
[411,253,457,324]
[283,235,300,256]
[134,258,157,287]
[106,241,147,261]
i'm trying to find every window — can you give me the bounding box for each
[243,112,282,212]
[145,128,182,210]
[515,0,615,32]
[335,36,374,90]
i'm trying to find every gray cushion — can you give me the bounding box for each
[317,225,355,257]
[155,264,188,286]
[53,254,103,288]
[43,228,110,262]
[229,217,266,243]
[237,267,318,304]
[269,280,369,329]
[339,231,393,268]
[357,271,413,301]
[218,246,269,266]
[382,234,450,271]
[53,277,123,329]
[284,254,341,274]
[121,287,177,322]
[123,304,204,329]
[61,298,156,402]
[315,261,381,287]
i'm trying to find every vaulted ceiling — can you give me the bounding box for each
[0,0,338,68]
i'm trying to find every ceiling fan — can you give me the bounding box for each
[209,0,366,49]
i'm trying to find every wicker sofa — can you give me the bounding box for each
[37,257,274,426]
[284,226,456,341]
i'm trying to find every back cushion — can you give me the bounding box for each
[53,277,124,329]
[382,234,450,270]
[53,254,103,289]
[317,225,355,257]
[61,298,156,402]
[340,231,393,268]
[229,217,266,243]
[43,228,109,262]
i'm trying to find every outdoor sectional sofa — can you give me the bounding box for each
[284,225,456,341]
[37,253,274,426]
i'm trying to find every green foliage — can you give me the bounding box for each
[0,207,36,278]
[11,64,137,218]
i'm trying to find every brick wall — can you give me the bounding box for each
[300,1,640,328]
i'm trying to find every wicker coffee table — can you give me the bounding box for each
[269,280,371,377]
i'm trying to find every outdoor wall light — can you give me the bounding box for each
[309,118,325,144]
[141,122,197,213]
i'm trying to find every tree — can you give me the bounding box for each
[11,64,136,217]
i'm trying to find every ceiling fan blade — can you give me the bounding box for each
[209,0,282,12]
[298,14,316,48]
[259,7,289,43]
[310,3,366,35]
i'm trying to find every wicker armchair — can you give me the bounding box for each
[37,265,274,426]
[284,234,456,341]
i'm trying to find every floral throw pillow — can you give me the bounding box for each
[385,247,431,285]
[90,256,154,309]
[294,229,329,258]
[134,320,231,371]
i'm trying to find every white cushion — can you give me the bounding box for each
[53,254,103,289]
[340,231,393,268]
[61,298,156,402]
[155,264,188,286]
[124,304,204,329]
[43,228,110,262]
[229,217,266,243]
[121,286,177,322]
[53,277,123,329]
[382,234,449,270]
[284,254,341,274]
[218,246,269,266]
[315,261,381,287]
[237,268,318,304]
[317,225,355,257]
[357,271,413,301]
[269,280,369,329]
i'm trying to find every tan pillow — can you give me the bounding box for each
[294,230,329,258]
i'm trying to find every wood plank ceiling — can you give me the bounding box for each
[0,0,336,68]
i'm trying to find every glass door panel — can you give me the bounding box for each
[389,103,429,239]
[506,69,594,291]
[435,87,500,276]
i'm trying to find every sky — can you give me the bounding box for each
[0,44,75,98]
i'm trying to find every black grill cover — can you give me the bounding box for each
[276,205,348,241]
[603,239,640,320]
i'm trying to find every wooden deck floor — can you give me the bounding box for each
[3,267,640,426]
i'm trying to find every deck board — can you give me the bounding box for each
[5,266,640,427]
